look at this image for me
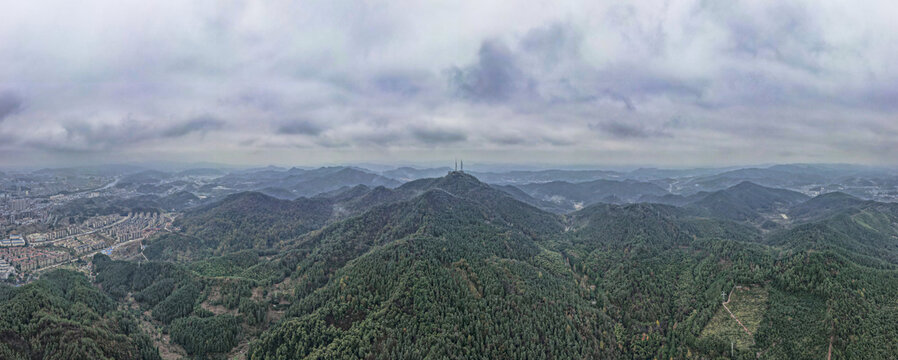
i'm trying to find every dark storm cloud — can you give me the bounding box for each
[0,92,23,122]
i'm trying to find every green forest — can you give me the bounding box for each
[4,172,898,359]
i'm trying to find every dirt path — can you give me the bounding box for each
[722,288,754,341]
[722,301,753,337]
[824,305,836,360]
[827,334,834,360]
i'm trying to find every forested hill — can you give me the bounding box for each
[246,177,614,359]
[144,192,334,260]
[686,181,810,224]
[0,270,160,360]
[9,172,898,359]
[787,191,871,221]
[147,171,564,261]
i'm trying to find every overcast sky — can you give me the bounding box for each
[1,0,896,168]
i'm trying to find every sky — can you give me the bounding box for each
[1,0,897,168]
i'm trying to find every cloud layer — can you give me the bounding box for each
[1,0,896,167]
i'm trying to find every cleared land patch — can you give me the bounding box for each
[700,285,768,350]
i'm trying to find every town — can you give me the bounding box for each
[0,211,172,282]
[0,167,192,283]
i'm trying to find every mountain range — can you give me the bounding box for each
[4,167,898,359]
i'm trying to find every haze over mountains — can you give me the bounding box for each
[9,162,895,210]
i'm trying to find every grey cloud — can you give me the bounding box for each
[411,127,467,144]
[446,40,535,103]
[161,115,224,137]
[595,65,704,101]
[445,22,703,111]
[1,1,897,166]
[520,22,581,68]
[28,115,225,152]
[277,120,324,136]
[372,72,432,97]
[589,120,669,139]
[861,84,898,112]
[540,135,576,146]
[0,92,23,122]
[712,2,828,73]
[603,90,636,111]
[315,126,403,149]
[218,90,282,111]
[488,134,528,145]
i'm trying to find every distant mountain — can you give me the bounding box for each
[626,167,736,180]
[157,191,201,210]
[382,166,453,181]
[673,164,893,194]
[256,186,297,200]
[468,169,623,184]
[52,195,164,219]
[176,168,226,177]
[517,178,669,211]
[786,191,869,222]
[770,200,898,265]
[214,166,400,198]
[491,184,571,213]
[286,167,400,197]
[32,164,146,177]
[687,181,810,223]
[637,192,700,206]
[116,170,173,188]
[232,165,288,174]
[312,184,373,201]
